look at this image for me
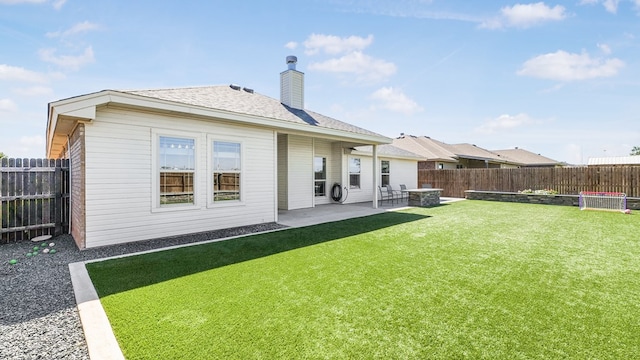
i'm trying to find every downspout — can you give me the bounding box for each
[67,135,72,235]
[373,144,378,209]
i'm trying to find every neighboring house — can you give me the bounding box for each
[46,56,412,249]
[393,135,512,169]
[587,155,640,166]
[492,147,562,167]
[393,134,560,169]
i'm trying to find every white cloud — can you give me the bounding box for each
[603,0,620,13]
[38,46,95,71]
[0,0,64,7]
[517,50,624,81]
[0,0,46,4]
[580,0,625,13]
[51,0,65,9]
[304,34,374,55]
[284,41,297,50]
[0,64,48,83]
[481,2,567,29]
[0,98,18,112]
[597,43,612,54]
[476,113,538,134]
[20,135,45,147]
[308,51,396,84]
[46,21,99,38]
[14,85,53,96]
[370,87,423,115]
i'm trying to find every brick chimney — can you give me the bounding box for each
[280,55,304,109]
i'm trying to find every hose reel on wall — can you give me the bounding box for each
[331,183,348,203]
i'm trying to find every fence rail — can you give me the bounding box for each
[418,166,640,199]
[1,158,70,243]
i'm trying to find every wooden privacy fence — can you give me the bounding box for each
[419,166,640,199]
[1,158,70,243]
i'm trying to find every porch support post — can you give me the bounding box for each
[372,144,379,209]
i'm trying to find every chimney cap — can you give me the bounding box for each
[286,55,297,64]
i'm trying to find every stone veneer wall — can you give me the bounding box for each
[465,190,640,210]
[408,190,441,207]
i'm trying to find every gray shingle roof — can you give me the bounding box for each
[392,136,457,161]
[120,85,386,139]
[446,143,505,162]
[353,144,425,159]
[492,148,560,166]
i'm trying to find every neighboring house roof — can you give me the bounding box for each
[446,143,506,163]
[492,148,560,166]
[392,135,457,162]
[393,135,561,167]
[588,155,640,166]
[393,135,508,164]
[352,144,425,160]
[47,85,391,157]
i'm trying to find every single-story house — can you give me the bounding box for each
[393,135,513,169]
[393,134,561,169]
[491,147,561,167]
[46,56,420,249]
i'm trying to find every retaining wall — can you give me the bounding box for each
[465,190,640,210]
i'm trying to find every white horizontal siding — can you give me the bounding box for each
[342,155,419,205]
[313,139,332,205]
[286,135,312,210]
[82,106,276,248]
[386,158,418,190]
[344,155,374,204]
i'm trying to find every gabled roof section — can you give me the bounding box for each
[47,85,392,158]
[493,148,560,166]
[392,135,457,162]
[352,144,425,160]
[446,143,506,163]
[123,86,384,138]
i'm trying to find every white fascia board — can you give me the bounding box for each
[48,90,392,145]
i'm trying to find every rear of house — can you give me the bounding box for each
[47,57,418,249]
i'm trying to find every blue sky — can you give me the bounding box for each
[1,0,639,164]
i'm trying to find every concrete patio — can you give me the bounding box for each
[277,197,464,228]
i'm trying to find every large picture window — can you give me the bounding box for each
[213,141,241,202]
[159,136,195,206]
[314,156,326,197]
[349,157,361,189]
[381,160,390,187]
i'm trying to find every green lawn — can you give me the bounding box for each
[87,201,640,359]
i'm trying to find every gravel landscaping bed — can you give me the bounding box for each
[0,223,286,359]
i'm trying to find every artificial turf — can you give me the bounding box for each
[86,200,640,359]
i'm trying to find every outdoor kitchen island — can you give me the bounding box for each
[407,188,443,207]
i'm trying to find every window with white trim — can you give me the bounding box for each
[314,156,326,197]
[381,160,390,186]
[213,141,241,202]
[349,157,361,189]
[159,136,195,206]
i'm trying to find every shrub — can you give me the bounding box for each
[519,189,558,195]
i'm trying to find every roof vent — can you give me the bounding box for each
[242,87,254,94]
[286,55,297,70]
[230,84,241,90]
